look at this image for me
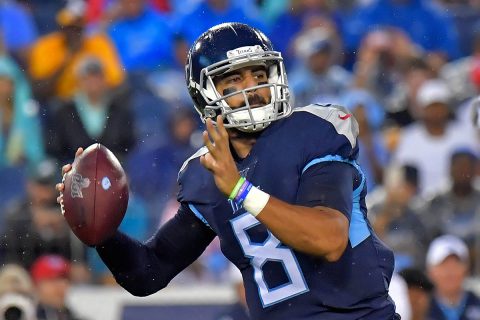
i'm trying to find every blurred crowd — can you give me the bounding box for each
[0,0,480,319]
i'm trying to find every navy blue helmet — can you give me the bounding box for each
[185,22,291,132]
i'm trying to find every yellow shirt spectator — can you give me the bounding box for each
[29,32,125,100]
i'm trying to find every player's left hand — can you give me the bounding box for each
[200,115,241,197]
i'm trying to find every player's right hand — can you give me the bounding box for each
[200,116,241,197]
[56,147,84,205]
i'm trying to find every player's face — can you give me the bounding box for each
[214,65,272,110]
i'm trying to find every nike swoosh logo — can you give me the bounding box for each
[338,113,352,120]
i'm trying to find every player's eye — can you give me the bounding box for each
[224,75,242,84]
[253,71,267,81]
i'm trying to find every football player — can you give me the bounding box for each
[58,23,399,319]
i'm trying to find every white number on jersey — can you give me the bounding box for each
[230,213,309,307]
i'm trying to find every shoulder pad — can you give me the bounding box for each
[293,104,359,148]
[178,146,208,179]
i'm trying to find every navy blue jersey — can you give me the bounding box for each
[177,105,396,320]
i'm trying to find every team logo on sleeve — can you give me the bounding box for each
[71,173,90,198]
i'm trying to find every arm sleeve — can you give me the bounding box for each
[296,161,355,220]
[96,203,216,296]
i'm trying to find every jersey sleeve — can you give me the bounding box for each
[291,104,364,220]
[294,104,360,166]
[296,161,355,220]
[96,203,216,296]
[177,147,221,205]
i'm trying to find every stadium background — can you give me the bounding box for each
[0,0,480,319]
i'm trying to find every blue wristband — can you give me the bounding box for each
[235,180,253,205]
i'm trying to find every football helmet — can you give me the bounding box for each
[186,22,291,132]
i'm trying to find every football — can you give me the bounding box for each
[61,143,129,246]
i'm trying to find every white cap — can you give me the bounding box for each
[294,27,332,60]
[426,235,469,267]
[416,79,451,108]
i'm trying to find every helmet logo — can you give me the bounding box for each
[227,45,264,58]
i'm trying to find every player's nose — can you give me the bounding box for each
[244,73,259,89]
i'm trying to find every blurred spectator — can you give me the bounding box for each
[99,0,179,150]
[353,29,419,105]
[86,0,172,25]
[143,33,191,131]
[389,272,412,320]
[28,0,125,103]
[436,0,480,58]
[127,108,199,211]
[379,120,404,167]
[0,0,37,67]
[31,255,83,320]
[103,0,174,72]
[0,159,88,280]
[426,235,480,319]
[386,57,434,127]
[399,268,435,320]
[347,0,460,68]
[448,41,480,143]
[215,265,250,320]
[441,26,480,109]
[289,26,352,107]
[269,0,341,66]
[341,89,387,190]
[0,264,34,298]
[370,165,429,270]
[0,54,44,169]
[175,0,267,46]
[20,0,65,36]
[46,56,135,164]
[393,79,477,197]
[471,96,480,134]
[422,149,480,271]
[0,264,37,320]
[258,0,289,26]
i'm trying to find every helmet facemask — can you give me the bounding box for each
[190,47,292,132]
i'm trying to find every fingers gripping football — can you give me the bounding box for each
[56,148,83,205]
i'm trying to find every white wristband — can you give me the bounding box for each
[243,186,270,217]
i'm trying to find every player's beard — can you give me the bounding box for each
[227,93,270,139]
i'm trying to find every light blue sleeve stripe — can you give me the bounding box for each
[301,155,370,248]
[188,203,211,228]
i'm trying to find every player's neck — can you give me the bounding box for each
[227,129,262,159]
[230,137,256,159]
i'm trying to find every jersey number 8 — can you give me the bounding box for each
[231,213,309,307]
